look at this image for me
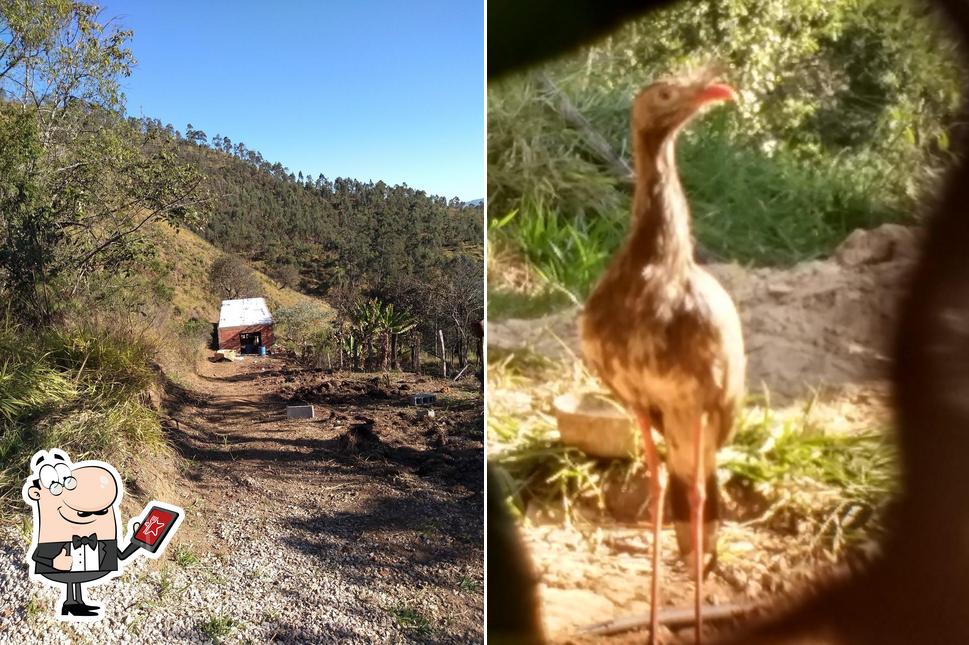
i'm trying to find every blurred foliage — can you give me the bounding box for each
[584,0,962,162]
[488,0,965,299]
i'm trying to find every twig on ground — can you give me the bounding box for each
[577,602,758,637]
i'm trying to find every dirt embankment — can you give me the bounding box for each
[489,224,920,403]
[276,367,485,491]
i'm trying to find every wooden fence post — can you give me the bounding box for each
[439,329,447,378]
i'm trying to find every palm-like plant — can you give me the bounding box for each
[351,298,383,370]
[380,303,418,371]
[336,321,356,371]
[345,298,420,372]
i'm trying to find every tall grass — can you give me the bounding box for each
[0,318,165,515]
[681,124,908,265]
[489,123,909,308]
[490,204,624,302]
[488,74,627,224]
[488,73,914,314]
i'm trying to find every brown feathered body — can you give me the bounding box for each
[580,83,745,555]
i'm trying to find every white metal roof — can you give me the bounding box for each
[219,297,273,328]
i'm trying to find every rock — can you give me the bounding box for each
[767,282,794,296]
[835,224,920,267]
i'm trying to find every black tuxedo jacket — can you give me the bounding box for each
[31,538,139,575]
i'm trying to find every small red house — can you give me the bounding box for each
[217,297,275,353]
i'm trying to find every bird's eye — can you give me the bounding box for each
[656,88,674,102]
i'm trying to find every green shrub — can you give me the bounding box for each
[181,317,213,341]
[0,319,164,516]
[274,301,334,356]
[681,122,908,265]
[488,0,962,288]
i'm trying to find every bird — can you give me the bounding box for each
[490,1,969,643]
[579,70,745,644]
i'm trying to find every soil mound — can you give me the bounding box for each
[488,224,920,402]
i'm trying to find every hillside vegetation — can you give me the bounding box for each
[154,223,330,322]
[488,0,965,316]
[0,2,477,514]
[123,114,484,372]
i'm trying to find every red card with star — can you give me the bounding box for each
[132,505,180,553]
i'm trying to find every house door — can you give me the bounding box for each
[240,332,262,354]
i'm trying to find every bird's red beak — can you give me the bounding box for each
[693,83,737,106]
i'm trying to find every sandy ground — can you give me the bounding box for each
[487,224,915,643]
[1,354,483,644]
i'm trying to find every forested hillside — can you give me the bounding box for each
[132,118,483,362]
[0,1,482,510]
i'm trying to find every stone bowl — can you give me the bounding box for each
[553,392,638,459]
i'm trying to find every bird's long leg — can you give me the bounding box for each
[638,415,667,645]
[690,415,707,644]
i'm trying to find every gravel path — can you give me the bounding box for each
[0,496,477,643]
[0,357,483,643]
[1,515,404,644]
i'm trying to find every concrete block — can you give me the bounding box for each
[410,393,437,406]
[287,405,315,419]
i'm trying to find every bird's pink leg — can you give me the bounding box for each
[638,415,667,645]
[690,415,706,644]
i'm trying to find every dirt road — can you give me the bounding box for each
[1,354,484,644]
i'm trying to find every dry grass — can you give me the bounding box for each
[0,226,333,519]
[0,320,169,516]
[152,223,332,322]
[488,350,898,558]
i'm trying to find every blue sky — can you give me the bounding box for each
[102,1,484,200]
